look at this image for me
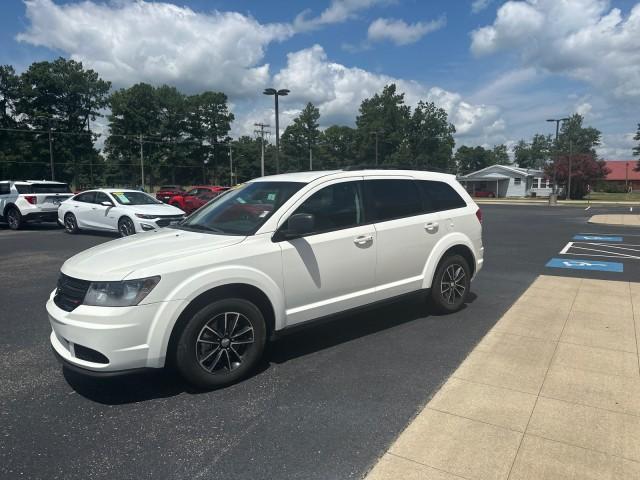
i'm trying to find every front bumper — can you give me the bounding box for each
[46,292,168,373]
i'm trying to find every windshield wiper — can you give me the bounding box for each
[183,224,226,234]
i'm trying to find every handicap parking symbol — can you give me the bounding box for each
[573,235,623,242]
[546,257,623,272]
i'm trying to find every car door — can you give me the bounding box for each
[364,177,445,300]
[85,191,116,230]
[69,191,96,228]
[277,178,377,326]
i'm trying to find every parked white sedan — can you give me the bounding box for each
[58,189,185,236]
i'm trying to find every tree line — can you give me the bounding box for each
[1,57,633,196]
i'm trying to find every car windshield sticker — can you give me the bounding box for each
[113,192,131,204]
[267,193,276,201]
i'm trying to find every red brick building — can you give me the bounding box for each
[602,160,640,191]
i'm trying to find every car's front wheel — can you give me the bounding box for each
[6,207,22,230]
[174,298,267,389]
[64,213,79,234]
[430,254,471,313]
[118,217,136,237]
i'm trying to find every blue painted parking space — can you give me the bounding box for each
[573,235,623,242]
[546,257,623,272]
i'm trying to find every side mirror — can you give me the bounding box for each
[278,213,315,240]
[101,201,114,207]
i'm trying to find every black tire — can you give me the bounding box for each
[64,213,79,234]
[6,207,22,230]
[430,254,471,314]
[118,217,136,237]
[174,298,267,389]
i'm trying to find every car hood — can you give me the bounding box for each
[126,203,185,215]
[61,229,245,281]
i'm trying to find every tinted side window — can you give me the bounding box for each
[290,181,363,234]
[31,183,71,194]
[0,182,9,195]
[15,184,32,194]
[417,180,467,212]
[364,179,422,222]
[75,192,96,203]
[94,192,111,204]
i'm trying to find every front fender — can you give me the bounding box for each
[147,265,285,364]
[421,232,477,289]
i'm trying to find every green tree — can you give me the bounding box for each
[17,58,110,185]
[556,114,601,158]
[281,102,321,171]
[0,65,22,179]
[404,100,456,171]
[356,84,410,165]
[455,145,493,175]
[318,125,358,169]
[490,144,510,165]
[514,134,552,169]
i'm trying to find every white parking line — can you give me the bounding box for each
[560,241,640,260]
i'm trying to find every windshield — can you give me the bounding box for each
[111,191,162,205]
[178,181,305,235]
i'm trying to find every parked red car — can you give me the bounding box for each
[156,185,185,203]
[169,186,230,214]
[473,190,496,198]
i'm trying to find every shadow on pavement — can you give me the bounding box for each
[62,292,477,405]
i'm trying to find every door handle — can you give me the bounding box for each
[353,234,373,246]
[425,222,439,233]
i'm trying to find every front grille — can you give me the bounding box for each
[54,274,90,312]
[156,215,183,227]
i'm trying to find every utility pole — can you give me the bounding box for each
[139,133,145,191]
[254,122,270,177]
[546,117,569,195]
[263,88,290,174]
[228,144,233,186]
[567,140,573,200]
[48,126,55,181]
[370,131,383,165]
[309,144,313,171]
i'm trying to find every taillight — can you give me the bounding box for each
[476,208,482,224]
[24,195,37,205]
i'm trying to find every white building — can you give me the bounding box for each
[457,165,552,198]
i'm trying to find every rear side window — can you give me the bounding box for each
[417,180,467,212]
[94,192,111,204]
[74,192,96,203]
[30,183,71,194]
[15,184,31,194]
[364,179,422,222]
[0,182,9,195]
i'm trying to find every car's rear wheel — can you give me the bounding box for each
[6,207,22,230]
[430,254,471,313]
[64,213,79,234]
[174,298,267,389]
[118,217,136,237]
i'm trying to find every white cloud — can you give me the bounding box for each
[471,0,640,100]
[17,0,293,96]
[597,132,637,159]
[367,17,446,45]
[294,0,392,31]
[269,45,502,141]
[471,0,493,14]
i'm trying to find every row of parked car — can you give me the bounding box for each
[0,180,229,236]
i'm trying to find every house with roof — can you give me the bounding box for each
[457,164,552,198]
[602,161,640,191]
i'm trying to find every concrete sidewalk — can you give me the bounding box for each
[589,214,640,227]
[365,276,640,479]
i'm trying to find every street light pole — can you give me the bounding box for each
[263,88,290,174]
[546,117,570,195]
[567,140,573,200]
[139,133,145,191]
[370,131,382,165]
[229,144,233,186]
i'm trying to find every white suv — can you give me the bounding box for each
[46,170,483,388]
[1,180,73,229]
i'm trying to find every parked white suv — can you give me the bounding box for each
[0,180,72,229]
[46,170,483,388]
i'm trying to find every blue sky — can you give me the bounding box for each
[1,0,639,158]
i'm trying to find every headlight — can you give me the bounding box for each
[135,213,157,219]
[83,276,160,307]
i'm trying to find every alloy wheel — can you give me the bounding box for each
[65,215,76,232]
[119,219,134,236]
[195,312,255,374]
[440,264,466,305]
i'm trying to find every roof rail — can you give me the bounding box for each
[342,163,453,174]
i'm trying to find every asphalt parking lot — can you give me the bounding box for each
[1,204,639,480]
